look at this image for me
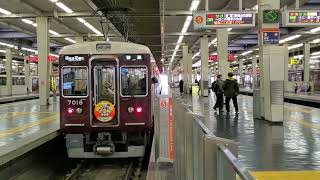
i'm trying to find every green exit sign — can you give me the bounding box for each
[263,10,279,23]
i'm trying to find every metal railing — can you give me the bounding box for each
[172,94,256,180]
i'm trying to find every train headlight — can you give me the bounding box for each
[67,107,74,114]
[128,106,134,113]
[136,106,143,113]
[76,108,83,114]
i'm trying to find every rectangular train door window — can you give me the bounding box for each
[93,66,118,126]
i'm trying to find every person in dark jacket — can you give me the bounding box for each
[223,72,239,113]
[179,79,184,96]
[213,75,224,112]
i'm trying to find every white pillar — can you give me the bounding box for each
[303,43,310,82]
[168,63,172,84]
[284,44,289,91]
[258,0,283,122]
[24,55,32,93]
[5,48,12,96]
[217,29,229,80]
[239,59,243,85]
[200,35,209,97]
[75,36,84,43]
[36,17,50,106]
[252,55,258,88]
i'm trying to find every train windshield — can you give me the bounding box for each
[62,67,88,97]
[94,66,115,104]
[121,67,147,96]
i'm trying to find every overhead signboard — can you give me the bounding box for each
[208,54,236,62]
[194,11,255,30]
[27,55,58,63]
[290,57,300,65]
[262,29,280,44]
[283,10,320,26]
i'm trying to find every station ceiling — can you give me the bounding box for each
[0,0,319,69]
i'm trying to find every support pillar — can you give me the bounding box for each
[24,55,32,93]
[36,17,50,106]
[200,35,209,97]
[217,29,229,80]
[239,59,243,85]
[303,43,310,82]
[258,0,285,122]
[75,36,84,43]
[284,44,289,91]
[182,45,189,93]
[252,55,258,88]
[168,63,172,84]
[5,48,12,96]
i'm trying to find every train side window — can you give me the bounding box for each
[62,67,88,97]
[121,67,147,96]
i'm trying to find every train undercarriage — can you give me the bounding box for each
[66,131,152,158]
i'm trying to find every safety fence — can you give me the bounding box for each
[172,94,256,180]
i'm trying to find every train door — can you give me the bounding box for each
[91,58,119,127]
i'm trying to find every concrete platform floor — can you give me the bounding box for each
[183,93,320,171]
[0,98,59,166]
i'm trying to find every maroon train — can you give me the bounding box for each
[59,41,155,158]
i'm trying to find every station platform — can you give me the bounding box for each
[0,92,59,104]
[0,98,59,166]
[147,90,320,180]
[240,88,320,107]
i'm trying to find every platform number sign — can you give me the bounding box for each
[263,10,279,24]
[262,29,280,44]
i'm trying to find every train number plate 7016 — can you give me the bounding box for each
[68,99,84,106]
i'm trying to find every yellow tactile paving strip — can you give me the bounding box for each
[251,171,320,180]
[0,112,58,138]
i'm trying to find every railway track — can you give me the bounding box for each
[65,158,144,180]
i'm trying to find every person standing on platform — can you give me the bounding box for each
[223,72,239,114]
[179,79,184,96]
[212,75,224,112]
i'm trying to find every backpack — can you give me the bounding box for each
[212,81,219,93]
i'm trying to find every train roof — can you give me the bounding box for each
[59,41,152,55]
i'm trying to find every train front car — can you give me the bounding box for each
[59,41,153,158]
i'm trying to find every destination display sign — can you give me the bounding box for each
[194,11,255,30]
[283,10,320,26]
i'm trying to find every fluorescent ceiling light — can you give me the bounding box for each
[64,38,76,43]
[56,2,73,13]
[312,51,320,56]
[0,50,6,53]
[192,60,201,67]
[310,27,320,33]
[172,0,200,63]
[189,0,200,11]
[227,28,232,32]
[21,47,38,53]
[50,0,59,2]
[0,7,12,15]
[208,38,217,46]
[49,30,61,36]
[182,16,192,33]
[311,55,320,59]
[311,39,320,44]
[288,43,303,50]
[279,35,301,44]
[252,5,258,10]
[77,18,102,35]
[177,36,184,44]
[192,52,200,59]
[21,19,34,25]
[241,50,253,56]
[0,42,18,49]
